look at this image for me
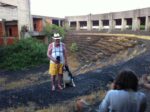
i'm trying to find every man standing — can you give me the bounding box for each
[47,33,67,91]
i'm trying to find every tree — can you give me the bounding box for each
[43,24,66,43]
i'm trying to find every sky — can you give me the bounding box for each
[30,0,150,18]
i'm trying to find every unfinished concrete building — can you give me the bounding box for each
[1,0,150,45]
[32,15,64,33]
[0,0,32,40]
[65,7,150,32]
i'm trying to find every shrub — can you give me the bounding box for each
[63,24,70,32]
[140,25,145,30]
[0,38,4,45]
[70,42,78,53]
[0,38,48,70]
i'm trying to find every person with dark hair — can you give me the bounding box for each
[99,69,146,112]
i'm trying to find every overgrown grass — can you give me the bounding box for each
[0,38,48,71]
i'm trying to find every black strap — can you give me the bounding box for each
[54,42,61,57]
[65,65,73,78]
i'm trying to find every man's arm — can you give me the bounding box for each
[47,44,56,62]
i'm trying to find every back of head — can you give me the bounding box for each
[114,69,138,91]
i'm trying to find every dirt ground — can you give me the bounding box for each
[0,35,150,111]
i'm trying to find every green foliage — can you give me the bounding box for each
[43,24,66,42]
[128,25,132,29]
[140,25,145,30]
[70,42,78,53]
[63,24,70,32]
[0,38,48,71]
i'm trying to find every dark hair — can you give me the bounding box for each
[114,69,138,91]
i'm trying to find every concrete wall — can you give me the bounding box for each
[0,0,32,39]
[0,0,18,6]
[17,0,33,35]
[0,7,18,20]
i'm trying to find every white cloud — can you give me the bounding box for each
[30,0,150,18]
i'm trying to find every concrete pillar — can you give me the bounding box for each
[76,21,80,31]
[109,19,115,31]
[18,0,33,39]
[108,13,114,32]
[65,20,70,30]
[145,16,150,31]
[42,18,46,28]
[121,18,127,31]
[58,20,61,26]
[68,21,71,27]
[30,16,34,32]
[87,20,92,31]
[87,14,92,31]
[1,19,6,37]
[28,0,33,31]
[2,19,6,45]
[132,17,140,31]
[61,20,65,27]
[99,20,103,31]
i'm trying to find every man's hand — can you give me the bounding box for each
[51,57,58,64]
[64,61,68,66]
[139,75,148,86]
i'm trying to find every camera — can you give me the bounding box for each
[56,56,61,63]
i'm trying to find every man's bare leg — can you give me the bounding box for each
[58,74,63,90]
[51,75,56,91]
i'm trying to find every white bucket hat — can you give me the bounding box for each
[52,33,62,39]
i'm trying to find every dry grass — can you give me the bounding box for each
[2,102,36,112]
[36,90,106,112]
[78,90,106,105]
[2,90,106,112]
[37,103,75,112]
[0,78,6,85]
[1,72,50,90]
[3,78,50,91]
[67,54,80,73]
[4,79,33,90]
